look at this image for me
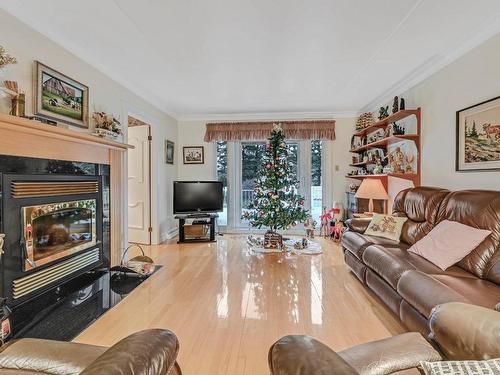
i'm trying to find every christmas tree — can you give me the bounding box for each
[242,124,309,232]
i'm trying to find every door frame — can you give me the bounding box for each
[127,120,152,245]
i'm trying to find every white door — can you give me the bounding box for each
[127,125,151,244]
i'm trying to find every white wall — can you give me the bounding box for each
[176,120,215,181]
[400,33,500,190]
[0,9,178,244]
[327,118,356,206]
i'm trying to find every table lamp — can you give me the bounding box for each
[355,178,389,215]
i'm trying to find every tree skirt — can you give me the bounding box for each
[246,236,322,254]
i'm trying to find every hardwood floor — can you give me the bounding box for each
[74,235,405,374]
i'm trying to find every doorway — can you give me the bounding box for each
[127,116,152,244]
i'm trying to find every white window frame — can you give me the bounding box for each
[215,139,329,233]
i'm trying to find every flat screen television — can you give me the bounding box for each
[173,181,223,214]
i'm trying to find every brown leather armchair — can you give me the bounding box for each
[268,303,500,375]
[0,329,181,374]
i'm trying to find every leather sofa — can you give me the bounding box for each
[269,302,500,375]
[0,329,181,374]
[341,186,500,335]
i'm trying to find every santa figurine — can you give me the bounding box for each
[304,216,317,238]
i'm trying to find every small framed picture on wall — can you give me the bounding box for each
[456,96,500,171]
[183,146,204,164]
[165,140,174,164]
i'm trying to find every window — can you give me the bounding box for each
[310,140,322,221]
[216,141,228,226]
[215,139,325,230]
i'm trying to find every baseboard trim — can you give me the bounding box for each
[160,227,178,242]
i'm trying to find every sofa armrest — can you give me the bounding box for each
[429,302,500,360]
[0,338,106,374]
[269,335,358,375]
[81,329,180,375]
[346,218,372,233]
[338,332,441,375]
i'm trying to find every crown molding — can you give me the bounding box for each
[361,16,500,113]
[177,110,360,122]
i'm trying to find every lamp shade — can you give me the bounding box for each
[355,179,389,200]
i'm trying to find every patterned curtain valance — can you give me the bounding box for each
[203,120,336,142]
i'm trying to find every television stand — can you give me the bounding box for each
[175,213,218,243]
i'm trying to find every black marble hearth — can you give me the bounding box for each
[11,268,160,341]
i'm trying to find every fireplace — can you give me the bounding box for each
[22,198,97,271]
[1,163,108,306]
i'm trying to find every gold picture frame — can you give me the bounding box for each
[34,61,89,128]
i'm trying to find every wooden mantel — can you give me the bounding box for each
[0,113,132,164]
[0,113,133,266]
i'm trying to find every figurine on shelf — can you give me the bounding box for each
[392,122,406,135]
[405,154,415,174]
[378,106,389,120]
[392,96,399,114]
[304,216,317,238]
[399,97,406,110]
[373,155,383,174]
[355,112,375,131]
[385,147,404,174]
[319,208,333,237]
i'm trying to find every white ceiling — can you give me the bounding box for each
[1,0,500,119]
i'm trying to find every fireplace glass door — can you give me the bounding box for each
[22,200,97,270]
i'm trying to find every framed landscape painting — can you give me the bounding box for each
[34,61,89,128]
[456,96,500,171]
[183,146,204,164]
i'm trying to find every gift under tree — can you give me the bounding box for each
[242,124,309,247]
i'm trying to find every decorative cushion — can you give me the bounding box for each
[363,214,407,242]
[408,220,491,271]
[420,359,500,375]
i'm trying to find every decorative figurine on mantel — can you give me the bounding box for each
[92,111,122,140]
[378,106,389,120]
[392,96,399,114]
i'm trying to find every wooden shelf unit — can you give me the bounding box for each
[349,160,375,168]
[347,108,422,210]
[353,109,421,137]
[345,173,419,182]
[350,134,419,153]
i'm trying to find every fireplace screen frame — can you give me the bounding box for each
[22,199,97,271]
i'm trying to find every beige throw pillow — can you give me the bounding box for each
[363,214,407,242]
